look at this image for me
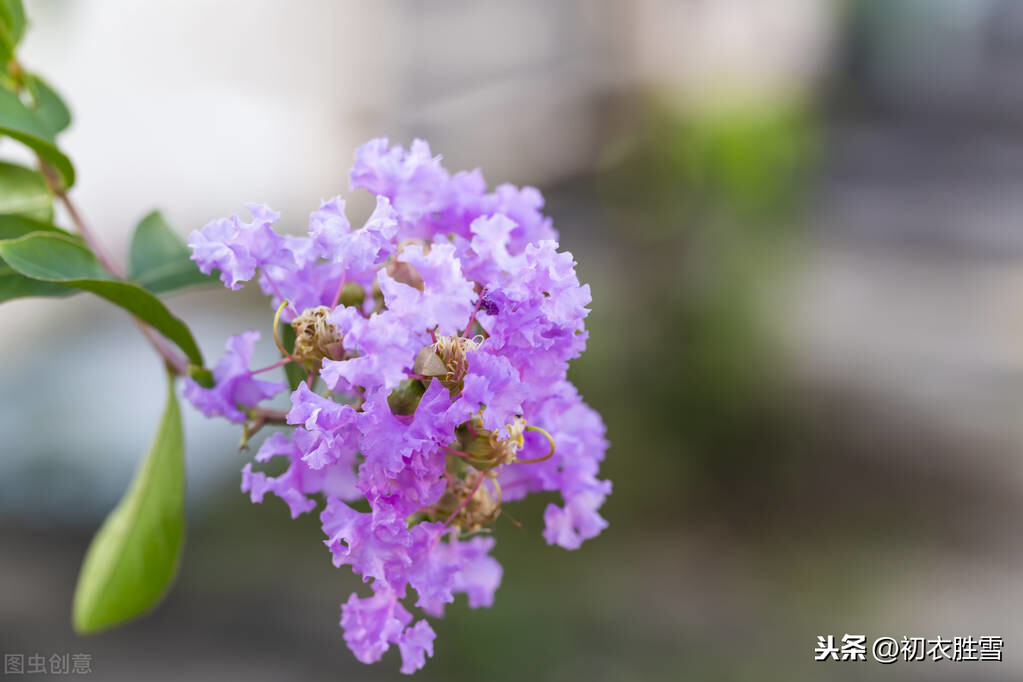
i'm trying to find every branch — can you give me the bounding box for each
[56,190,123,277]
[41,163,192,375]
[249,408,289,425]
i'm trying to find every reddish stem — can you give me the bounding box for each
[252,357,292,374]
[57,190,123,278]
[46,172,190,375]
[442,444,472,459]
[330,275,348,309]
[444,473,485,529]
[462,292,485,338]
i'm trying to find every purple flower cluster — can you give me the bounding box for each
[185,139,610,673]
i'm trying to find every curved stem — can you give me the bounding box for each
[136,321,189,375]
[272,299,295,360]
[515,425,556,464]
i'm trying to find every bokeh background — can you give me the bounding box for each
[3,1,1022,680]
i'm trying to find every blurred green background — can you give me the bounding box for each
[3,1,1023,680]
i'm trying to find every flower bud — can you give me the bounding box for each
[451,416,525,471]
[387,378,426,416]
[188,364,215,388]
[338,282,365,308]
[387,258,425,291]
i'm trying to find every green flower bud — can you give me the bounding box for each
[451,416,525,471]
[387,378,427,416]
[338,281,366,308]
[188,364,215,388]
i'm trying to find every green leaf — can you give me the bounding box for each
[0,0,25,43]
[0,231,109,278]
[129,210,214,294]
[0,0,25,62]
[0,232,203,364]
[0,213,70,240]
[130,211,186,275]
[0,161,51,220]
[278,323,306,391]
[25,74,71,136]
[0,216,75,302]
[0,87,74,188]
[72,371,185,634]
[0,259,73,302]
[0,216,76,302]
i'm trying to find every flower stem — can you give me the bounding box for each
[249,407,289,424]
[252,356,292,375]
[330,275,348,309]
[57,190,123,277]
[462,291,485,338]
[272,299,296,360]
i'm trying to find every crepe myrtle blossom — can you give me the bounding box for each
[184,138,610,673]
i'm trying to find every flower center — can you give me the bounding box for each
[290,306,343,366]
[413,334,483,395]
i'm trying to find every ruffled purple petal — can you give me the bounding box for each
[182,331,285,423]
[188,137,608,675]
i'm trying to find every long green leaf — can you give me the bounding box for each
[129,210,214,294]
[0,87,74,187]
[0,216,76,302]
[0,0,25,62]
[0,232,203,364]
[72,372,185,633]
[0,160,52,221]
[0,217,76,302]
[0,260,73,302]
[0,213,70,240]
